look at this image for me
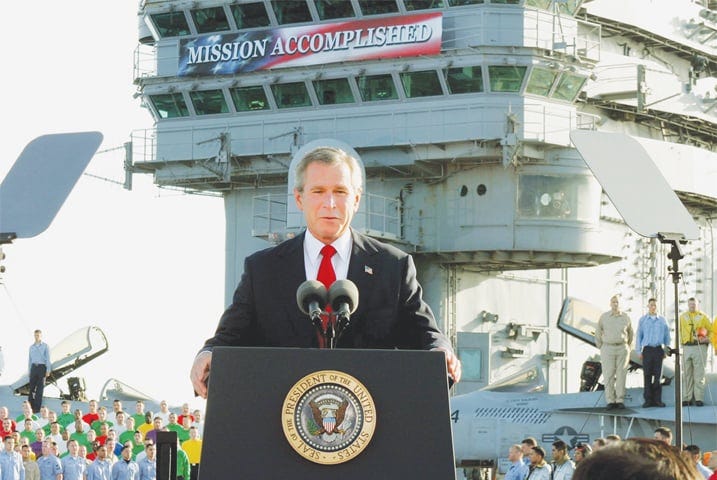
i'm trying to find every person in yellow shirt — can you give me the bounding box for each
[181,426,202,480]
[679,297,712,406]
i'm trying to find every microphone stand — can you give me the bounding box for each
[658,233,684,448]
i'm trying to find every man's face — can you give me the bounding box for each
[529,451,542,466]
[21,446,30,460]
[551,446,565,462]
[135,402,144,414]
[34,331,41,343]
[4,438,14,452]
[122,447,132,460]
[61,403,71,414]
[574,449,584,462]
[153,418,162,429]
[97,445,107,460]
[89,401,97,413]
[68,441,78,456]
[3,419,11,431]
[294,161,360,244]
[146,444,156,460]
[648,300,657,314]
[688,299,697,312]
[610,297,619,312]
[508,447,519,462]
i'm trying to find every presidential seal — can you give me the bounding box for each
[282,370,376,465]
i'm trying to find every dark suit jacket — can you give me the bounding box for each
[202,229,452,352]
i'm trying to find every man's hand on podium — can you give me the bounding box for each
[190,350,213,399]
[434,347,462,385]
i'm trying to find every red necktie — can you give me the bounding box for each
[317,244,337,289]
[316,245,336,347]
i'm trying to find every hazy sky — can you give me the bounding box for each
[0,2,227,409]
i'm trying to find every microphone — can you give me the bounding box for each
[328,280,359,340]
[296,280,328,327]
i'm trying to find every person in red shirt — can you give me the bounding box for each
[177,403,195,427]
[0,418,16,438]
[82,399,100,425]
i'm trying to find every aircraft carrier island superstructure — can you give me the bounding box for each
[130,0,717,466]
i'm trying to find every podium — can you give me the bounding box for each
[199,347,456,479]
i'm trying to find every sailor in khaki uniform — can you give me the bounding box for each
[595,295,634,409]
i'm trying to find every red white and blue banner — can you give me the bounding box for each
[178,12,442,77]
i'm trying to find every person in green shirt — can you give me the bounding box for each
[57,400,75,429]
[176,438,190,480]
[165,413,190,443]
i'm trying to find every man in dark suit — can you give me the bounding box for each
[190,146,461,398]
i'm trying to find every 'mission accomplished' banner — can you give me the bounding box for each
[178,12,442,77]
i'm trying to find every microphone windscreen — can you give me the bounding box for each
[296,280,328,315]
[328,279,359,313]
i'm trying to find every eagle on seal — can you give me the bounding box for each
[309,398,349,435]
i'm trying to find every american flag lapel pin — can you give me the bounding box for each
[364,265,373,275]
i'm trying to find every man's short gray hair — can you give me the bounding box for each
[293,147,363,194]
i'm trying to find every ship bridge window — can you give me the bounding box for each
[445,66,483,93]
[489,0,520,4]
[525,67,559,97]
[191,7,231,34]
[517,174,600,222]
[150,11,190,38]
[488,66,527,92]
[316,0,356,20]
[405,0,446,10]
[400,71,444,98]
[448,0,485,5]
[230,2,270,29]
[271,82,312,109]
[357,74,398,102]
[230,85,270,112]
[150,93,190,119]
[358,0,399,15]
[313,78,355,105]
[189,90,229,116]
[271,0,312,25]
[551,72,587,102]
[524,0,551,7]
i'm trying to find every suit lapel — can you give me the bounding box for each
[275,233,309,337]
[347,231,378,317]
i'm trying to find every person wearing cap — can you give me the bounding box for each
[527,446,551,480]
[595,295,634,410]
[573,442,592,464]
[679,297,712,406]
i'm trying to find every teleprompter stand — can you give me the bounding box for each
[199,347,456,479]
